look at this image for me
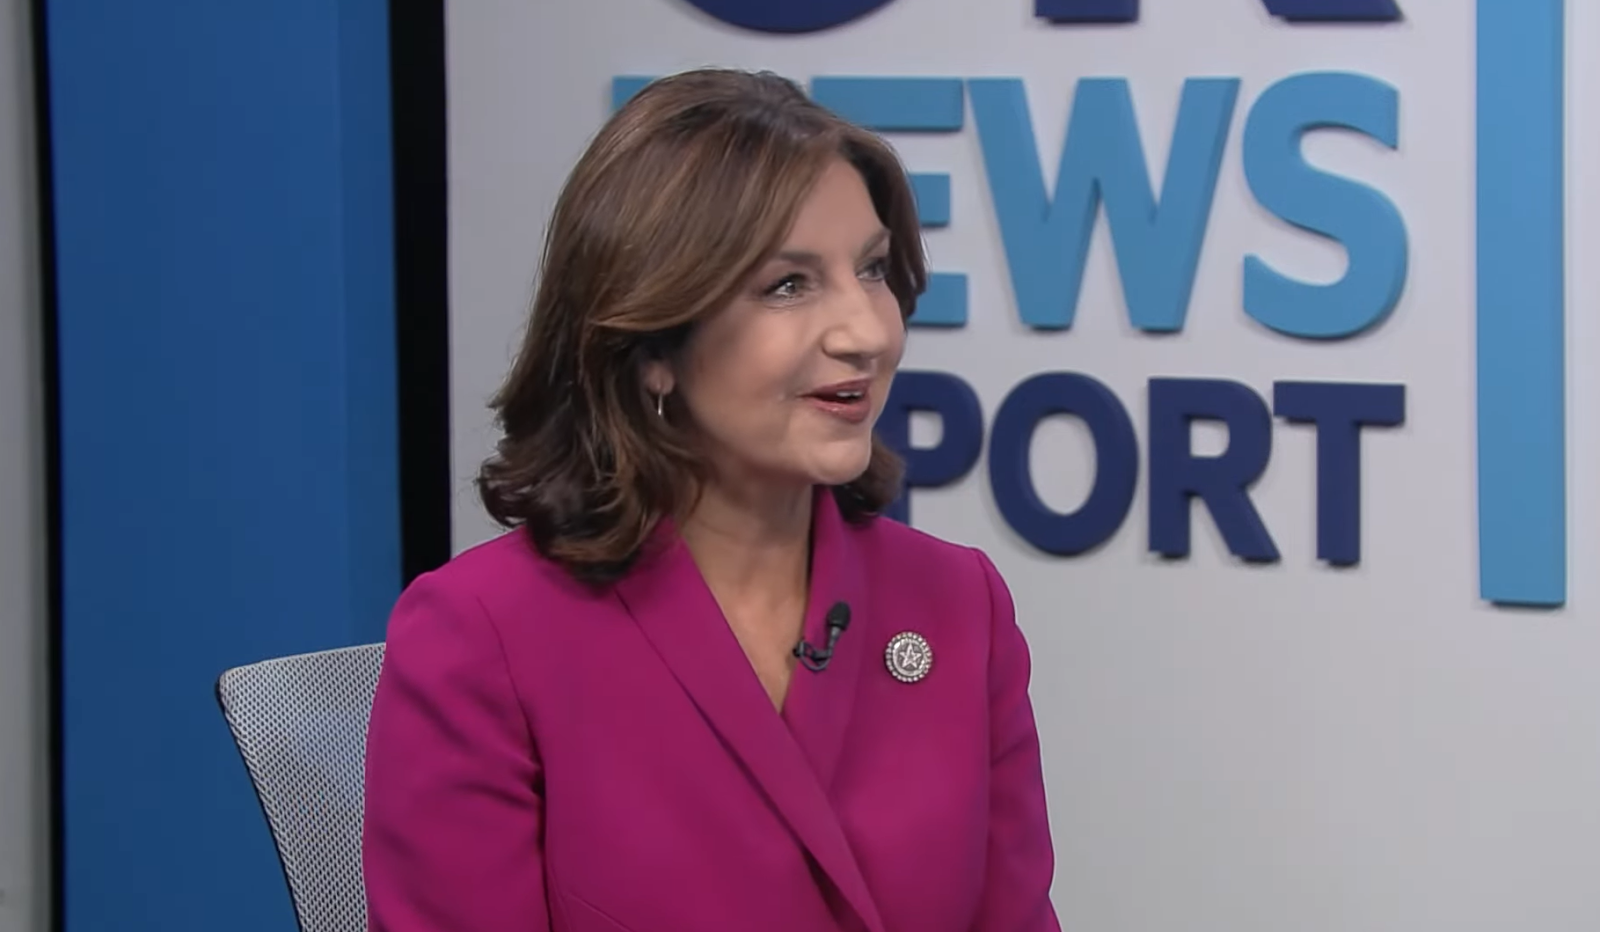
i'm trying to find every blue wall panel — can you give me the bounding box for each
[1475,0,1566,606]
[42,2,399,929]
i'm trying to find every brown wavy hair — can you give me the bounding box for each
[476,68,928,585]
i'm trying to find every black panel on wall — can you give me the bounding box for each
[27,1,64,928]
[389,0,453,584]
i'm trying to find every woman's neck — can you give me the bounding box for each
[681,481,813,612]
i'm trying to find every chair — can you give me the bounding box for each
[215,643,386,932]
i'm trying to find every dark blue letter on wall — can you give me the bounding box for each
[680,0,894,32]
[45,2,400,930]
[880,371,984,523]
[989,373,1139,555]
[1036,0,1402,20]
[1148,378,1279,561]
[687,0,1403,32]
[1274,382,1405,565]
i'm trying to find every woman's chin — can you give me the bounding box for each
[804,450,875,488]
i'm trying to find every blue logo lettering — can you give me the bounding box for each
[679,0,893,33]
[623,0,1565,608]
[685,0,1403,32]
[1242,72,1407,339]
[968,76,1237,332]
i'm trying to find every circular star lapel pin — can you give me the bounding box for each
[885,632,932,684]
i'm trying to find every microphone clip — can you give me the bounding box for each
[794,602,852,674]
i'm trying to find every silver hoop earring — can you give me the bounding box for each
[655,393,665,418]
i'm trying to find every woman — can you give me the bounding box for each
[362,68,1061,932]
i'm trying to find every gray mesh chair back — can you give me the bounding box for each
[216,643,386,932]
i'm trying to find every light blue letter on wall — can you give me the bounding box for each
[1242,72,1407,339]
[968,76,1238,331]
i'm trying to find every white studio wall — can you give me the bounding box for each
[0,0,48,930]
[445,1,1600,928]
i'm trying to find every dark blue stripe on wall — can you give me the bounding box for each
[1474,0,1565,607]
[41,2,400,930]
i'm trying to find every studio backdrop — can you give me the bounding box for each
[446,1,1600,928]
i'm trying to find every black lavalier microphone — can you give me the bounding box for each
[794,602,852,673]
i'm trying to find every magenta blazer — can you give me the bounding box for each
[363,490,1061,931]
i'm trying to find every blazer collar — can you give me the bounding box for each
[782,487,869,790]
[613,488,882,932]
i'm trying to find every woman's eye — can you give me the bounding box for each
[765,274,807,300]
[860,256,890,281]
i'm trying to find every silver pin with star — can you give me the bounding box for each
[884,631,932,683]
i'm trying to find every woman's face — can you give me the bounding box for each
[652,157,907,494]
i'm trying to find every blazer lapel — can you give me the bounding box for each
[614,515,887,932]
[782,489,870,791]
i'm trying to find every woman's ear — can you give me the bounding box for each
[641,358,675,399]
